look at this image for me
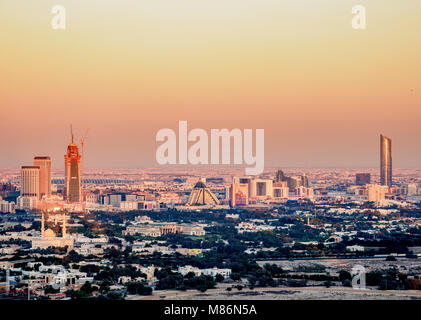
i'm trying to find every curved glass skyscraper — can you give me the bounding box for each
[380,134,392,187]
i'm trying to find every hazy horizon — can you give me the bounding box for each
[1,1,420,169]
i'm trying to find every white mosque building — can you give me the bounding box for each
[31,212,74,249]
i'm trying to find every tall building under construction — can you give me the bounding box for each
[64,141,81,202]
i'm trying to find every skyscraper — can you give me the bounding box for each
[64,142,81,202]
[356,173,371,186]
[275,170,286,182]
[380,134,392,187]
[301,174,309,188]
[33,156,51,198]
[21,166,40,199]
[229,183,249,207]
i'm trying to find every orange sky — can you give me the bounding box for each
[1,0,420,169]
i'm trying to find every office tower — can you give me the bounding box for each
[367,184,388,202]
[356,173,371,186]
[295,186,314,199]
[275,170,287,182]
[405,184,418,196]
[229,183,249,207]
[64,142,81,202]
[301,174,309,188]
[21,166,40,199]
[287,176,301,190]
[233,176,252,197]
[250,179,273,197]
[380,134,392,187]
[33,156,51,198]
[273,182,289,198]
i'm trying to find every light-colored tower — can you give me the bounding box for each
[64,139,81,203]
[380,134,392,187]
[41,212,45,237]
[33,156,51,198]
[62,212,67,238]
[21,166,40,199]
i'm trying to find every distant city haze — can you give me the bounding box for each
[1,1,420,169]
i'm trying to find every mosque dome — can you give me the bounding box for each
[44,229,56,238]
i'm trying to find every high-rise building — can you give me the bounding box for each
[33,156,51,198]
[229,183,249,207]
[275,170,287,182]
[356,173,371,186]
[301,174,309,188]
[296,186,314,199]
[233,176,252,197]
[250,179,273,198]
[380,134,392,187]
[64,142,81,202]
[287,176,302,190]
[367,184,388,202]
[21,166,40,199]
[273,182,289,198]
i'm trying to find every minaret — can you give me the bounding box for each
[41,212,45,237]
[62,213,67,238]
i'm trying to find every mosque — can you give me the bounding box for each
[31,212,74,249]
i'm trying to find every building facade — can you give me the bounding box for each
[356,173,371,186]
[64,143,81,202]
[21,166,40,199]
[33,156,52,198]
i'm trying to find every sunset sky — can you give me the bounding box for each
[1,0,420,169]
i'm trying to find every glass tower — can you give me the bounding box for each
[380,134,392,187]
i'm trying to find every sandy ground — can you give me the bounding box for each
[127,286,421,300]
[125,258,421,300]
[256,257,421,275]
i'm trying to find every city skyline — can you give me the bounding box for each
[1,1,421,168]
[1,0,421,305]
[2,130,421,170]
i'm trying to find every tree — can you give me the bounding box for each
[338,270,352,281]
[44,285,59,294]
[215,274,224,283]
[126,282,152,295]
[231,273,241,282]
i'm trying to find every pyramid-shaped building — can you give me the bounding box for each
[187,178,220,206]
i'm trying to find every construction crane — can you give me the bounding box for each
[70,124,74,143]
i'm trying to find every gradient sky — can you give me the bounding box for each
[1,0,420,169]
